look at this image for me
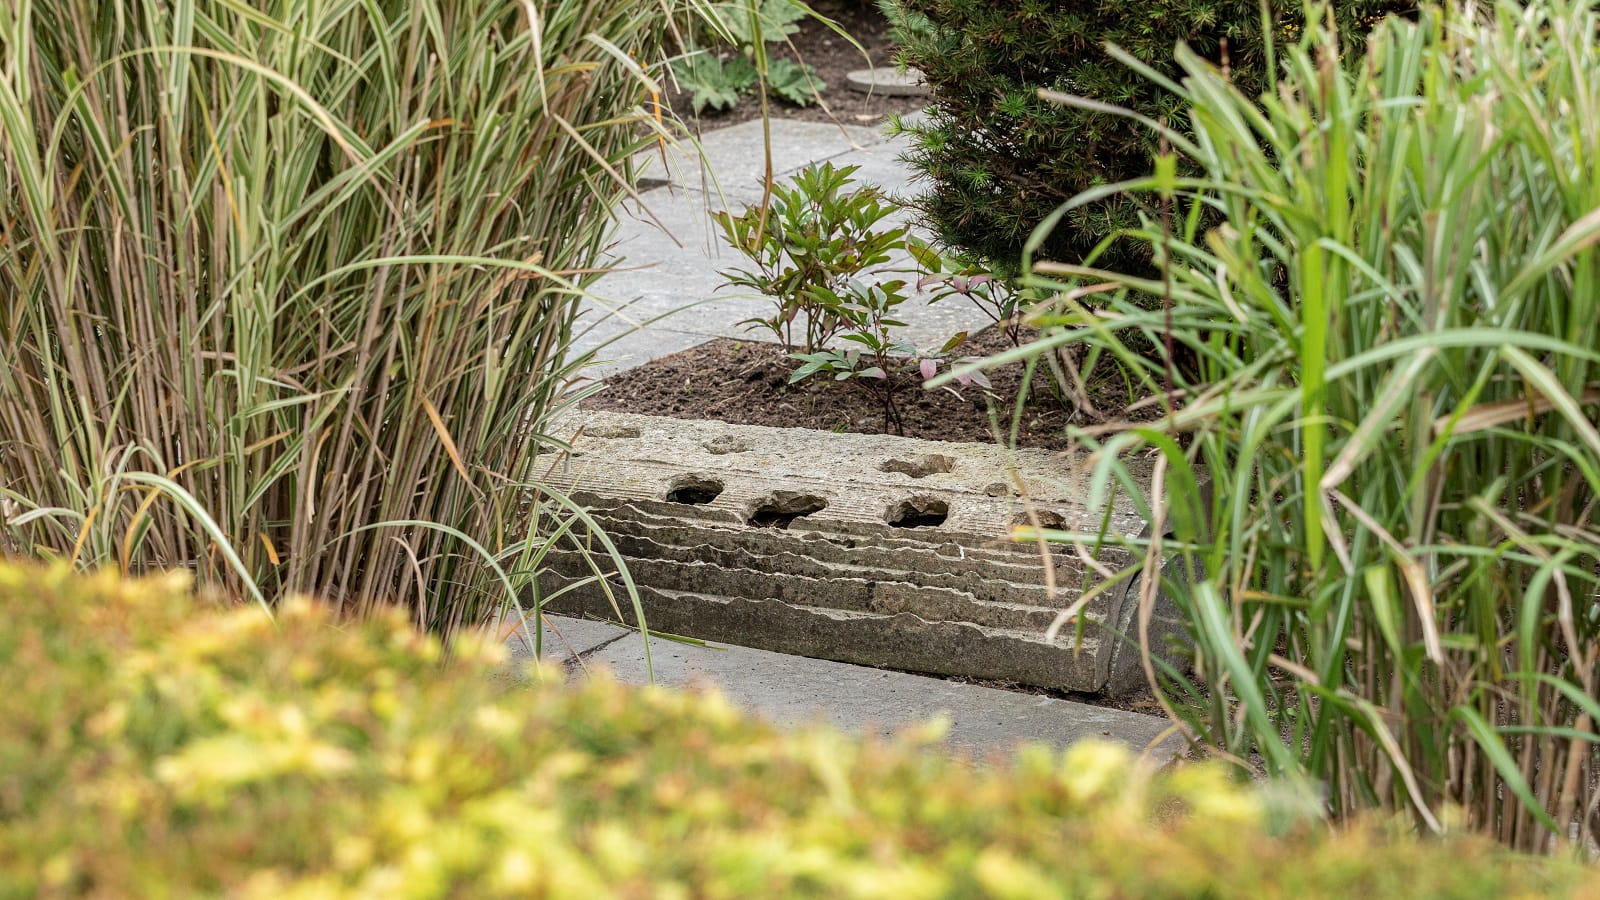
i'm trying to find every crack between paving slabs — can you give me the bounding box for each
[555,626,636,675]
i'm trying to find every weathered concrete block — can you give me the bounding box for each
[535,410,1189,696]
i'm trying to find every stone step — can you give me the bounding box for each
[544,551,1082,632]
[543,412,1152,539]
[535,410,1186,696]
[582,512,1120,602]
[576,500,1076,573]
[537,579,1114,694]
[558,462,1045,541]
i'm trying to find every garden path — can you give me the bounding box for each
[546,117,1179,759]
[575,116,995,375]
[509,615,1183,762]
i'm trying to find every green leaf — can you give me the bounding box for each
[766,58,824,107]
[672,54,757,113]
[1450,705,1559,834]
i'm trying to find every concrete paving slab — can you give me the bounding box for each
[834,140,924,202]
[574,323,713,377]
[580,628,1182,760]
[894,108,931,130]
[504,613,632,665]
[633,119,883,193]
[607,188,730,262]
[579,116,993,379]
[846,67,931,97]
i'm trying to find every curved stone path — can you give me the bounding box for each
[527,116,1181,759]
[576,116,994,375]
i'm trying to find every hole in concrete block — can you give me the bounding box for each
[878,453,956,479]
[1011,509,1067,529]
[588,424,640,439]
[703,435,752,455]
[886,496,949,528]
[665,474,724,505]
[746,492,828,529]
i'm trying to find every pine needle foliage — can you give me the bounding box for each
[886,0,1408,277]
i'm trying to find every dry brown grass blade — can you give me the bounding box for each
[421,397,474,489]
[1442,385,1600,436]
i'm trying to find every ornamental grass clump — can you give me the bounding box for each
[1,563,1589,897]
[0,0,679,633]
[994,1,1600,851]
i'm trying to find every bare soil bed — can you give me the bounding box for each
[583,326,1084,450]
[664,0,926,130]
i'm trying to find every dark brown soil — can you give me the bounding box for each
[665,0,926,130]
[585,326,1082,450]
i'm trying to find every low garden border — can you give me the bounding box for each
[538,410,1190,696]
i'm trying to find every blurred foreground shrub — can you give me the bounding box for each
[1004,0,1600,852]
[0,0,675,632]
[0,563,1590,897]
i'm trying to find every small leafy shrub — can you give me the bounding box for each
[887,0,1408,276]
[716,162,911,352]
[789,294,976,435]
[0,1,673,631]
[715,163,987,432]
[673,0,826,113]
[910,241,1026,345]
[1004,0,1600,852]
[1,563,1589,897]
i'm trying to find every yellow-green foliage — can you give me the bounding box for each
[0,564,1589,898]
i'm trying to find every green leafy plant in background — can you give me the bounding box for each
[673,51,761,114]
[716,162,987,432]
[979,0,1600,852]
[0,0,684,638]
[910,241,1026,346]
[765,57,827,106]
[885,0,1410,278]
[4,562,1591,897]
[721,0,811,46]
[672,0,827,113]
[715,162,910,351]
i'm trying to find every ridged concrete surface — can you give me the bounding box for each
[533,411,1185,696]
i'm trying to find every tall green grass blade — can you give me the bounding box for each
[999,0,1600,850]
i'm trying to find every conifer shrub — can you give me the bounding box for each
[885,0,1408,275]
[1,562,1591,897]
